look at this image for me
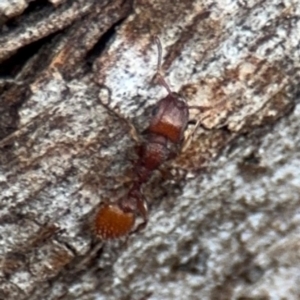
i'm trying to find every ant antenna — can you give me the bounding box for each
[155,36,162,73]
[154,36,172,95]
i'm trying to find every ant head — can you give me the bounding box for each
[150,37,190,143]
[148,93,189,144]
[94,203,135,240]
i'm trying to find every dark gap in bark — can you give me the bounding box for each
[85,17,128,71]
[0,30,61,78]
[21,0,53,15]
[3,0,53,31]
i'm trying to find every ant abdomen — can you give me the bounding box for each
[94,203,135,240]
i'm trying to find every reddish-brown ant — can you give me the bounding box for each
[94,37,210,240]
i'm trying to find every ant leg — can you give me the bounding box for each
[182,105,213,152]
[182,100,228,151]
[75,241,104,272]
[182,114,210,152]
[0,78,26,86]
[188,99,228,113]
[131,196,149,234]
[98,85,140,143]
[128,121,140,143]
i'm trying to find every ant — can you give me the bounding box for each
[93,37,216,240]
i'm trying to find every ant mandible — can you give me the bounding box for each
[94,37,203,240]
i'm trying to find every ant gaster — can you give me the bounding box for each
[94,38,195,240]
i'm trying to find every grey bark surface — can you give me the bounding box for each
[0,0,300,299]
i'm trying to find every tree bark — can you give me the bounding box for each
[0,0,300,299]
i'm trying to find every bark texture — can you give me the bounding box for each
[0,0,300,299]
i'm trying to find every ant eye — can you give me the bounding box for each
[152,106,159,116]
